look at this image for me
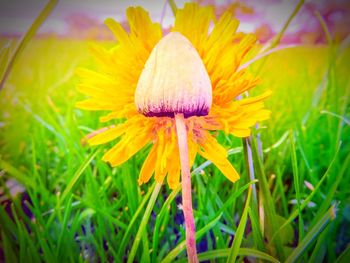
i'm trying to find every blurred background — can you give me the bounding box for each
[1,0,349,44]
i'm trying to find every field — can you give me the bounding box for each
[0,34,349,262]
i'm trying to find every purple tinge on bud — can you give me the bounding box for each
[135,32,212,118]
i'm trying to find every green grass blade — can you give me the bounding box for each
[0,158,35,188]
[127,182,162,263]
[0,0,59,90]
[285,205,336,263]
[118,182,155,257]
[308,225,329,262]
[251,137,285,259]
[335,245,350,263]
[151,185,178,262]
[320,110,350,125]
[238,248,280,263]
[289,130,304,242]
[263,0,304,51]
[120,159,140,213]
[168,0,178,15]
[1,230,18,262]
[248,202,266,252]
[0,204,18,234]
[315,11,332,44]
[311,145,349,225]
[55,196,74,258]
[271,142,341,241]
[0,41,12,77]
[61,149,99,202]
[227,186,252,263]
[141,231,151,263]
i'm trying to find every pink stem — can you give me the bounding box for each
[175,113,198,263]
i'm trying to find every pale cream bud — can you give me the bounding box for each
[135,32,212,118]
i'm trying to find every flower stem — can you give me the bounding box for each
[243,137,257,201]
[175,113,198,263]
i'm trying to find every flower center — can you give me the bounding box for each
[135,32,212,118]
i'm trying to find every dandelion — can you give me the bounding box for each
[76,3,271,261]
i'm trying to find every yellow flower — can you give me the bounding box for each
[76,3,271,189]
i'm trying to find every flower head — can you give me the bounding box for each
[76,3,271,189]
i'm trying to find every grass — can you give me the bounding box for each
[0,19,350,263]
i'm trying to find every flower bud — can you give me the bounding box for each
[135,32,212,118]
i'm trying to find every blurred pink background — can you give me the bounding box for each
[0,0,349,44]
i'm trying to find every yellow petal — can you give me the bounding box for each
[75,99,115,111]
[173,3,214,54]
[198,133,240,183]
[166,138,181,189]
[126,7,162,51]
[99,104,137,122]
[105,18,130,45]
[167,169,180,189]
[231,128,251,138]
[88,125,126,146]
[238,90,272,106]
[102,126,152,167]
[75,68,113,85]
[138,144,157,185]
[76,84,116,100]
[88,43,115,72]
[204,12,238,51]
[253,109,271,121]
